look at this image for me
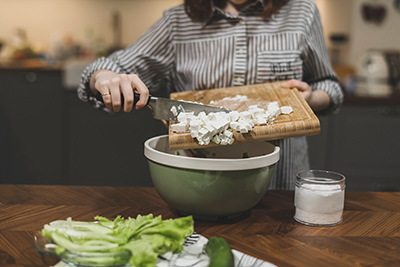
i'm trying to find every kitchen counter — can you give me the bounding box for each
[344,92,400,105]
[0,185,399,266]
[1,63,400,104]
[0,59,63,71]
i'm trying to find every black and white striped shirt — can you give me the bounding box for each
[78,0,343,190]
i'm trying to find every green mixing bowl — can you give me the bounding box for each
[144,135,280,220]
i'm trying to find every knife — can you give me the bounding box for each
[95,92,231,122]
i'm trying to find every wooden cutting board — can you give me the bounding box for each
[168,81,320,150]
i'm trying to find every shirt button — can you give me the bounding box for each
[238,49,245,54]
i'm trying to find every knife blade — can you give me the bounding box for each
[96,92,231,121]
[137,93,231,122]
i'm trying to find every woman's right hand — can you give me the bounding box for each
[89,69,149,113]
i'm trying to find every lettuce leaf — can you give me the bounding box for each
[41,214,194,267]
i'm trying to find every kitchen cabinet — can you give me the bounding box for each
[67,91,168,186]
[0,69,167,186]
[0,70,68,184]
[308,102,400,191]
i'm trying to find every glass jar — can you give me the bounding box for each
[294,170,346,226]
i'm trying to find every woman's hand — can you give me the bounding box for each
[89,70,149,112]
[282,79,330,112]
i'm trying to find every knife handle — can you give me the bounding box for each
[95,92,150,108]
[133,93,152,107]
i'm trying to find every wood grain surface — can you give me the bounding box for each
[168,82,320,150]
[1,184,400,267]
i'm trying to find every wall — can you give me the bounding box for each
[315,0,353,45]
[314,0,353,65]
[349,0,400,63]
[0,0,182,56]
[315,0,400,65]
[1,0,399,66]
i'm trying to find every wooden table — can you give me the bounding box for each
[1,185,399,267]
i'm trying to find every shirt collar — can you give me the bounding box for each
[203,0,265,26]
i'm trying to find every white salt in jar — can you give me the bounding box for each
[294,170,346,226]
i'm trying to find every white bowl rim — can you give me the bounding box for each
[144,135,280,171]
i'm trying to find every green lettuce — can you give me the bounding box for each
[41,214,194,267]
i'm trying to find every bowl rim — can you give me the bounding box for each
[144,135,280,171]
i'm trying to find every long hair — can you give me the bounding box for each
[184,0,290,22]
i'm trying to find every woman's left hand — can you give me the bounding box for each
[282,79,330,112]
[282,79,312,102]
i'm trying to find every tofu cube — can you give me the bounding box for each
[205,124,217,136]
[227,137,234,145]
[201,115,211,125]
[189,119,202,132]
[229,111,240,122]
[207,112,218,121]
[170,106,178,116]
[223,130,233,138]
[239,125,249,133]
[254,117,266,125]
[230,121,240,131]
[198,111,207,120]
[171,122,188,132]
[177,112,187,123]
[190,130,198,138]
[281,106,293,114]
[239,111,252,121]
[198,127,210,138]
[250,107,265,118]
[202,135,211,145]
[212,135,221,144]
[220,118,230,131]
[220,138,228,145]
[267,101,280,111]
[248,104,259,110]
[268,102,281,117]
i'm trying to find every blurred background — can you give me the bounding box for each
[0,0,399,191]
[0,0,181,65]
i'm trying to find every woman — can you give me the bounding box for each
[78,0,343,190]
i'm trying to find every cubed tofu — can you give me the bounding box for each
[223,130,233,138]
[239,111,252,121]
[189,119,202,132]
[198,127,210,138]
[281,106,293,114]
[170,106,178,116]
[171,122,188,132]
[229,110,240,122]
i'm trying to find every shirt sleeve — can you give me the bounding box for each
[302,2,344,115]
[77,11,174,110]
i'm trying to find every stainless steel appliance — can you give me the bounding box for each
[355,49,400,97]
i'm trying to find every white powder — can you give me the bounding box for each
[294,183,344,226]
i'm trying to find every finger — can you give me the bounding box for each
[296,81,310,92]
[282,79,310,93]
[110,76,122,112]
[119,74,134,113]
[96,80,113,111]
[281,79,299,88]
[129,75,149,109]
